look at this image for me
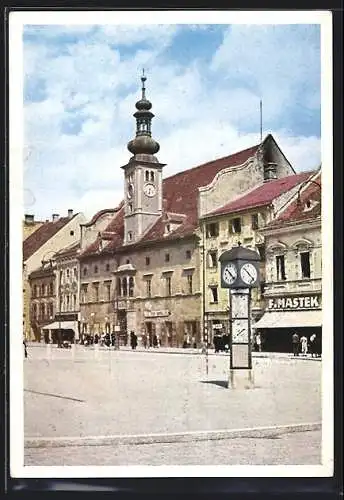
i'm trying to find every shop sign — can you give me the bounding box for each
[268,294,321,311]
[213,323,223,329]
[144,310,170,318]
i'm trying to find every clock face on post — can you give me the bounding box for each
[240,263,258,285]
[222,263,237,286]
[143,183,156,197]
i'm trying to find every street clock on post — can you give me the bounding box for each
[219,243,260,289]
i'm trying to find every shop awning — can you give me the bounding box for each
[41,321,77,332]
[253,310,322,329]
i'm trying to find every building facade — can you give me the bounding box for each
[23,209,85,340]
[77,75,300,348]
[199,171,314,344]
[254,170,322,352]
[28,261,56,342]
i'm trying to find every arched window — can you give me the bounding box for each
[49,282,54,296]
[49,303,54,318]
[145,170,149,182]
[34,285,38,297]
[83,267,87,276]
[40,303,45,319]
[94,265,98,274]
[150,171,155,182]
[41,284,45,296]
[122,278,128,297]
[129,277,134,297]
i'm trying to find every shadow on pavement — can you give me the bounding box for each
[200,380,228,389]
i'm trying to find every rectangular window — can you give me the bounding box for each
[206,223,219,238]
[229,217,241,233]
[300,252,311,278]
[81,284,88,303]
[165,276,172,296]
[210,286,218,303]
[146,279,152,298]
[186,250,191,259]
[276,255,286,281]
[145,256,150,266]
[72,294,76,310]
[66,295,70,310]
[251,214,259,230]
[165,253,170,263]
[208,250,218,268]
[187,275,193,294]
[93,283,99,302]
[104,281,111,302]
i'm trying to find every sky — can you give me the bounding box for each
[22,19,322,221]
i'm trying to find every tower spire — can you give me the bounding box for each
[127,72,160,157]
[141,68,146,99]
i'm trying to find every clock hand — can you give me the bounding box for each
[243,268,254,282]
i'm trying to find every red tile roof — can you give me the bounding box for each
[204,171,314,218]
[79,143,261,257]
[23,216,78,261]
[268,173,321,227]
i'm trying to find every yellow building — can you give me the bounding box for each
[200,170,314,345]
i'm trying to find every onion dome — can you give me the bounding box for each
[127,70,160,157]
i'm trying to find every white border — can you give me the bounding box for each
[10,10,333,479]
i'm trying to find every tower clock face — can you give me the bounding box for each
[240,263,258,285]
[222,263,237,285]
[143,183,156,197]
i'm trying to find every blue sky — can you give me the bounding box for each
[22,19,322,220]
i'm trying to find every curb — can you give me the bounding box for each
[25,422,321,449]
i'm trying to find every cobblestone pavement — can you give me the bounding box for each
[25,430,321,466]
[23,346,321,465]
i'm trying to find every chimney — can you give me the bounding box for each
[52,213,60,222]
[24,214,34,225]
[67,209,73,218]
[264,162,278,182]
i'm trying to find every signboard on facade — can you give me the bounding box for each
[144,310,170,318]
[268,294,321,311]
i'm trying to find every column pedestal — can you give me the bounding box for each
[228,369,255,389]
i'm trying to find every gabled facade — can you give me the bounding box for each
[23,209,86,340]
[199,171,314,344]
[28,260,56,342]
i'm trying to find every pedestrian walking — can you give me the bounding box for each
[255,333,262,352]
[23,339,28,359]
[300,335,308,356]
[292,331,300,356]
[152,333,158,348]
[130,331,137,350]
[142,332,147,349]
[309,333,316,357]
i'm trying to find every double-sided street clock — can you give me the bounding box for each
[219,243,261,386]
[219,245,260,289]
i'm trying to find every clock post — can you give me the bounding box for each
[219,243,261,389]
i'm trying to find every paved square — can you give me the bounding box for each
[23,346,322,465]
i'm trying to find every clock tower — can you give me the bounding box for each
[121,71,166,244]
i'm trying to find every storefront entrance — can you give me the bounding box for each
[259,326,322,353]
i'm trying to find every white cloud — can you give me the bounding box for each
[22,24,321,220]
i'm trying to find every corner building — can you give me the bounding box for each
[78,75,296,347]
[254,169,322,352]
